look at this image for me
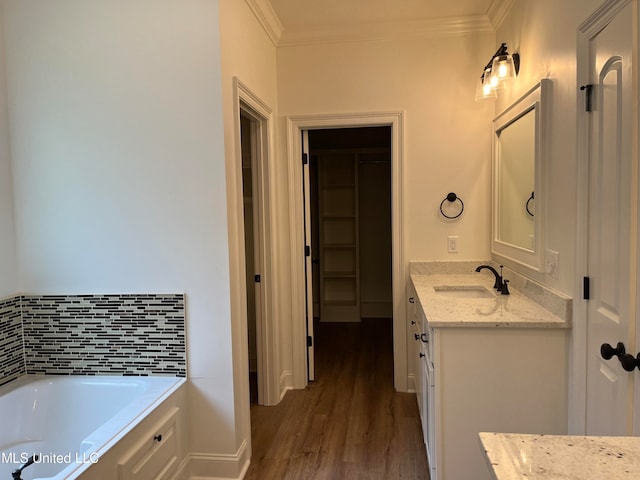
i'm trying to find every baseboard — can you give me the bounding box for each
[178,439,250,480]
[172,455,191,480]
[279,369,293,401]
[407,373,416,393]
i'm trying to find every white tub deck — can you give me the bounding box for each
[0,375,185,480]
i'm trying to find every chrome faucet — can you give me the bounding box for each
[475,264,503,291]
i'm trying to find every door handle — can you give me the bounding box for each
[619,353,639,372]
[601,342,640,372]
[600,342,625,360]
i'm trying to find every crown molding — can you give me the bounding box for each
[486,0,516,30]
[245,0,284,47]
[278,15,493,47]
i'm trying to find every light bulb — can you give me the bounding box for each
[498,62,508,78]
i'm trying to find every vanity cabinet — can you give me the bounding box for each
[407,284,436,479]
[118,407,180,480]
[408,274,569,480]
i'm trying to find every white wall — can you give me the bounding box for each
[2,0,240,470]
[218,0,281,466]
[0,3,16,299]
[277,33,496,263]
[494,0,603,295]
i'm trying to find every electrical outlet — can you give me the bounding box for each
[545,250,560,279]
[447,236,459,253]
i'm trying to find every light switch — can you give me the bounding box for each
[448,236,459,253]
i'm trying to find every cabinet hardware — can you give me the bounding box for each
[419,352,425,358]
[411,320,416,325]
[414,334,420,341]
[153,434,162,442]
[409,297,415,304]
[420,333,429,343]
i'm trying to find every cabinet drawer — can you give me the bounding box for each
[118,408,180,480]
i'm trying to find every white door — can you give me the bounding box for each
[585,0,634,435]
[302,130,315,381]
[241,109,267,405]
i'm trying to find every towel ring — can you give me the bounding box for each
[526,191,535,217]
[440,192,464,219]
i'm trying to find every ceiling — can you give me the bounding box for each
[255,0,508,46]
[269,0,496,31]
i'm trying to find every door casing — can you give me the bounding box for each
[286,112,407,390]
[232,77,280,407]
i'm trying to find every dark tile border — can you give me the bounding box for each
[0,296,25,386]
[0,294,186,384]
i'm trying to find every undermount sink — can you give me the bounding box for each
[433,285,495,299]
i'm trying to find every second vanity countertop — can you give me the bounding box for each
[410,271,571,329]
[480,432,640,479]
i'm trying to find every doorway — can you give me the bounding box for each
[240,112,260,404]
[308,127,393,324]
[286,112,407,391]
[307,126,393,380]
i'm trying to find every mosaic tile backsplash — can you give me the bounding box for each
[0,294,186,385]
[0,296,25,386]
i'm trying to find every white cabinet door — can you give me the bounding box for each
[407,285,419,392]
[425,351,436,480]
[118,408,179,480]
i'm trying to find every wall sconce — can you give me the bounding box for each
[475,43,520,101]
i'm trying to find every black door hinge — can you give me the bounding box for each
[302,153,308,165]
[583,276,590,300]
[305,245,311,257]
[307,335,313,347]
[255,274,261,283]
[580,84,593,112]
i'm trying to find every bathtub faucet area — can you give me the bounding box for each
[11,455,38,480]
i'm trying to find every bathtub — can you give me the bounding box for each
[0,375,185,480]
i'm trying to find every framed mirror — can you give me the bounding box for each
[492,79,549,271]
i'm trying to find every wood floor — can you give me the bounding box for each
[245,318,430,479]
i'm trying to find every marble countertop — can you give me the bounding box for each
[410,272,570,328]
[480,432,640,479]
